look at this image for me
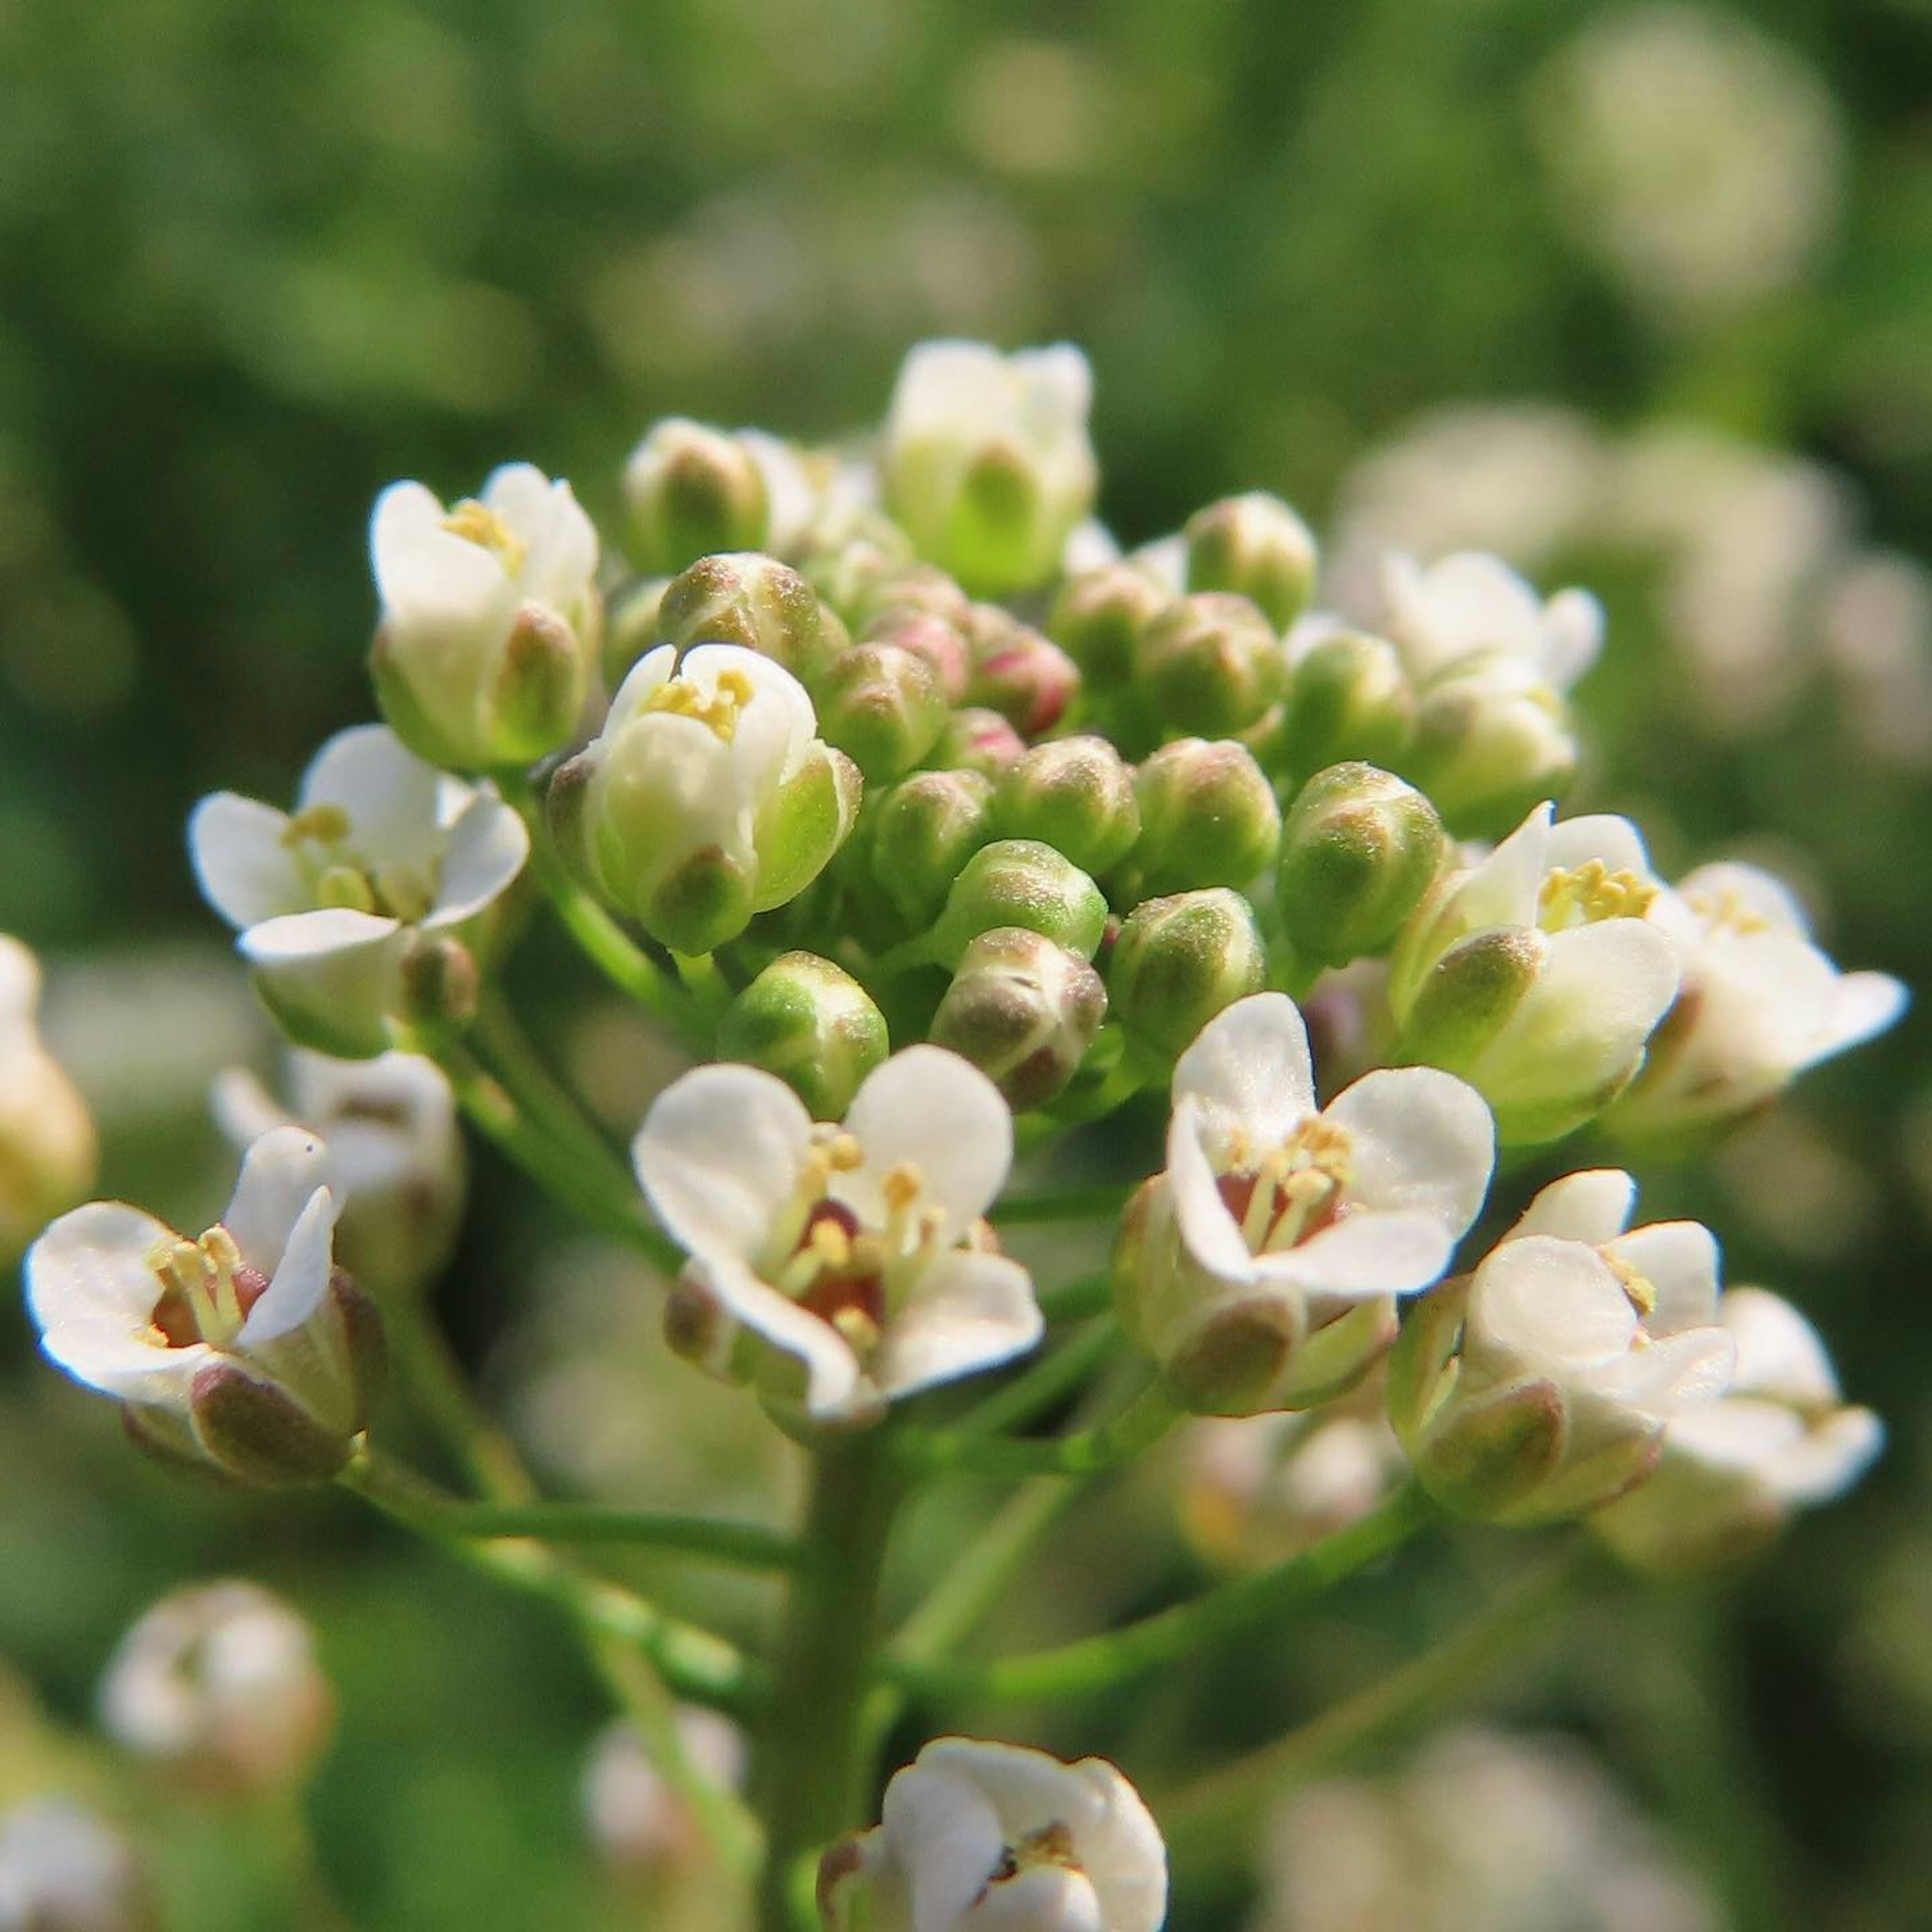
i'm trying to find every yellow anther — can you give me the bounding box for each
[1605,1253,1658,1322]
[831,1306,881,1352]
[440,498,528,574]
[1686,886,1773,939]
[282,804,352,849]
[881,1163,923,1215]
[823,1132,864,1173]
[641,671,752,743]
[809,1219,854,1269]
[1539,861,1658,931]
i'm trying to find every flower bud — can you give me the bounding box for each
[1184,492,1318,630]
[0,1797,155,1932]
[620,419,769,575]
[931,840,1108,970]
[397,931,480,1041]
[993,736,1141,877]
[927,706,1028,776]
[1277,628,1415,776]
[1276,764,1445,968]
[815,643,950,781]
[1127,738,1281,897]
[861,607,971,703]
[655,551,846,686]
[0,936,97,1264]
[1405,655,1580,839]
[962,607,1081,738]
[716,951,889,1121]
[929,928,1107,1111]
[1108,889,1266,1061]
[1135,592,1286,737]
[803,524,921,627]
[854,561,975,632]
[1046,563,1172,691]
[584,1710,748,1891]
[602,575,670,685]
[868,770,997,926]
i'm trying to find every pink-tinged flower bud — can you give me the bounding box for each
[620,419,769,576]
[929,928,1108,1111]
[656,551,847,686]
[861,607,972,703]
[1185,492,1319,630]
[927,706,1028,776]
[994,736,1141,877]
[716,951,889,1121]
[963,606,1082,738]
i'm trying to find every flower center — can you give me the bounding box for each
[1538,860,1657,932]
[146,1226,270,1351]
[641,666,758,744]
[440,498,528,574]
[1684,884,1774,939]
[281,807,437,922]
[986,1820,1084,1889]
[1217,1117,1355,1255]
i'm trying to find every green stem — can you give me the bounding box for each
[431,1500,798,1571]
[471,995,623,1172]
[1038,1270,1114,1324]
[893,1380,1175,1478]
[881,1481,1434,1704]
[940,1321,1116,1441]
[382,1291,538,1504]
[672,948,735,1022]
[990,1182,1138,1228]
[756,1434,903,1932]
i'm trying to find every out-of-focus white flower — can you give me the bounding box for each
[1591,1287,1882,1573]
[25,1128,381,1485]
[213,1049,464,1299]
[369,462,600,769]
[1390,1170,1734,1526]
[1603,860,1906,1149]
[99,1580,335,1796]
[633,1046,1038,1426]
[881,341,1098,596]
[0,936,96,1262]
[190,727,528,1059]
[1387,802,1681,1145]
[1377,551,1602,693]
[583,1708,747,1880]
[549,642,858,957]
[1819,551,1932,769]
[820,1737,1167,1932]
[0,1796,153,1932]
[1533,7,1846,325]
[1114,994,1494,1416]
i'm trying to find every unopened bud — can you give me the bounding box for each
[963,607,1081,737]
[993,735,1140,876]
[491,603,591,763]
[716,952,889,1120]
[1276,764,1445,967]
[861,607,971,703]
[868,770,996,925]
[1109,889,1266,1060]
[816,643,949,780]
[1405,656,1579,838]
[802,524,920,626]
[1047,564,1171,691]
[1393,926,1545,1069]
[926,705,1028,776]
[1136,592,1286,737]
[931,839,1108,969]
[1129,738,1281,897]
[853,561,975,632]
[621,419,769,576]
[1185,492,1318,630]
[929,928,1107,1110]
[398,933,480,1039]
[1278,629,1414,776]
[656,552,846,686]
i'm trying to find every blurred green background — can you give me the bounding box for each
[3,1,1929,1926]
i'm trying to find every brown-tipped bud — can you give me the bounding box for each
[861,607,971,703]
[815,643,949,780]
[398,934,480,1039]
[993,736,1141,877]
[927,706,1027,776]
[931,839,1108,969]
[621,419,769,576]
[928,927,1107,1111]
[1129,738,1281,896]
[1108,889,1266,1060]
[492,602,592,763]
[1184,492,1318,630]
[1135,592,1286,738]
[1046,563,1172,691]
[716,952,889,1120]
[1278,629,1415,776]
[869,770,997,926]
[962,606,1081,738]
[657,552,846,686]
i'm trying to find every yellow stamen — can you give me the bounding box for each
[440,498,528,573]
[881,1163,922,1215]
[1604,1252,1658,1322]
[282,804,352,849]
[641,666,757,744]
[1539,860,1658,931]
[1685,886,1773,938]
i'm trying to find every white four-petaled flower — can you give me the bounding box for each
[1378,550,1602,691]
[633,1047,1039,1426]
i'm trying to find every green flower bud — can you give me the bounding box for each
[869,770,996,925]
[1405,655,1580,839]
[1276,764,1445,968]
[716,951,889,1120]
[1184,492,1318,630]
[962,606,1081,738]
[931,839,1108,969]
[816,643,949,780]
[1108,889,1266,1059]
[620,419,769,576]
[926,706,1027,776]
[993,736,1140,877]
[1128,738,1281,897]
[1135,592,1285,738]
[1392,925,1546,1068]
[1278,630,1415,777]
[1046,564,1171,691]
[657,552,847,686]
[928,927,1107,1110]
[861,607,971,704]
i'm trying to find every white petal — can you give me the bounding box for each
[239,910,409,1059]
[1676,861,1809,936]
[1815,971,1907,1061]
[1322,1068,1494,1235]
[483,463,598,607]
[237,1186,338,1344]
[1720,1288,1840,1407]
[426,788,529,926]
[633,1064,813,1264]
[872,1252,1041,1401]
[1467,1236,1637,1372]
[690,1253,864,1423]
[1506,1170,1635,1244]
[881,1759,1006,1932]
[1601,1220,1720,1335]
[1068,1758,1168,1932]
[188,793,306,930]
[209,1068,295,1150]
[838,1048,1013,1237]
[1769,1407,1883,1504]
[1544,812,1652,880]
[297,726,454,874]
[1541,587,1603,688]
[681,643,817,792]
[967,1869,1103,1932]
[1252,1209,1456,1301]
[1171,993,1314,1144]
[1166,1097,1259,1282]
[1446,801,1553,932]
[1593,1326,1735,1418]
[221,1126,337,1276]
[603,645,679,735]
[370,479,505,623]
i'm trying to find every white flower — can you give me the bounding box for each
[1604,860,1906,1147]
[0,935,96,1262]
[821,1738,1167,1932]
[1378,551,1603,692]
[99,1580,335,1796]
[1390,1170,1735,1526]
[24,1128,380,1484]
[1591,1287,1882,1573]
[1115,994,1494,1416]
[0,1797,151,1932]
[370,461,600,768]
[552,642,857,956]
[1386,802,1682,1145]
[882,341,1099,595]
[213,1049,464,1299]
[190,725,528,1057]
[634,1046,1038,1427]
[583,1708,747,1879]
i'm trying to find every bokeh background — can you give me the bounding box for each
[3,1,1929,1926]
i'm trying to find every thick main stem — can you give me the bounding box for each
[756,1434,902,1931]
